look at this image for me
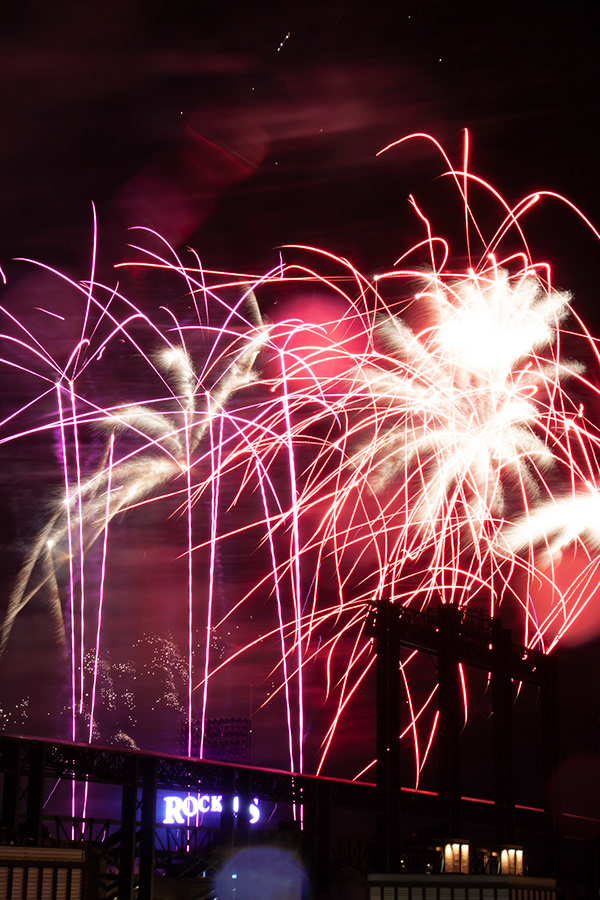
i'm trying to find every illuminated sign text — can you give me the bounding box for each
[162,794,260,825]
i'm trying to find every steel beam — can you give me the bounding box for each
[437,604,462,838]
[139,756,157,900]
[375,600,401,872]
[492,619,515,843]
[119,754,139,900]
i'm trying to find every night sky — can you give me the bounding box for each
[1,0,600,817]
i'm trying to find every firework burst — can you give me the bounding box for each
[2,133,600,786]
